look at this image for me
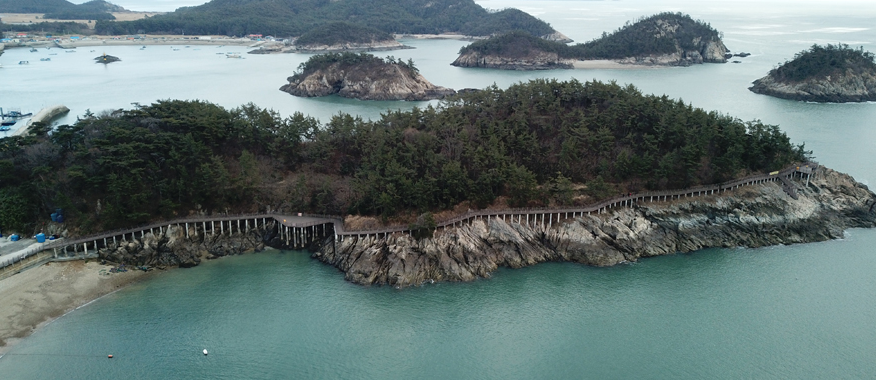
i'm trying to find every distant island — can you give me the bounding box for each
[94,0,566,41]
[749,44,876,102]
[454,13,731,70]
[452,31,573,70]
[280,52,455,100]
[292,22,409,53]
[0,0,122,20]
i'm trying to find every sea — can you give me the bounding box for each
[0,1,875,378]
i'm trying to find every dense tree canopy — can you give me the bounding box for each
[94,0,556,38]
[571,12,721,59]
[0,0,117,21]
[769,44,876,83]
[0,20,91,34]
[458,13,723,61]
[295,22,394,47]
[291,52,418,82]
[0,80,806,234]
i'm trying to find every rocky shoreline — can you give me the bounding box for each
[452,51,573,71]
[749,73,876,103]
[280,61,455,101]
[313,167,875,287]
[75,166,875,288]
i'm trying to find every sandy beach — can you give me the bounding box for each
[0,261,152,354]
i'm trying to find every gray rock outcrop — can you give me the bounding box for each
[452,50,573,70]
[749,70,876,102]
[617,34,728,66]
[280,62,455,101]
[314,167,876,287]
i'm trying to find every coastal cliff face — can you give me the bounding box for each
[280,62,455,101]
[617,34,728,66]
[98,225,269,268]
[452,50,573,70]
[748,70,876,102]
[314,168,876,287]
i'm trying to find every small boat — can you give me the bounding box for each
[30,48,38,52]
[203,349,208,355]
[226,53,241,58]
[49,53,57,55]
[40,58,51,61]
[65,50,76,53]
[173,48,180,51]
[19,61,29,65]
[0,125,12,131]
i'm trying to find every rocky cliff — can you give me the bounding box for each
[314,167,876,287]
[749,70,876,103]
[95,220,303,268]
[280,60,456,101]
[615,32,729,66]
[452,50,573,70]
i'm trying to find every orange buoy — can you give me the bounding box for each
[108,355,113,358]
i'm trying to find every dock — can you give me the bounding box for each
[10,105,70,136]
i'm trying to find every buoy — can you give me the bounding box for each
[108,355,113,358]
[203,349,208,355]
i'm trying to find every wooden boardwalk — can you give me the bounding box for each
[1,163,818,270]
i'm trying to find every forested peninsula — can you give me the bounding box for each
[4,79,874,286]
[454,13,730,70]
[94,0,563,40]
[749,44,876,102]
[2,79,808,235]
[280,52,454,100]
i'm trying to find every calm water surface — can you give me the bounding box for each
[1,0,875,378]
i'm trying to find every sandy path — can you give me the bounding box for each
[0,261,151,354]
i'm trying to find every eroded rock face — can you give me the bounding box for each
[314,168,876,287]
[98,224,270,268]
[617,37,728,66]
[280,63,456,101]
[748,70,876,102]
[452,50,573,70]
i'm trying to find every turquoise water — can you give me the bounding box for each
[3,232,876,379]
[1,0,875,378]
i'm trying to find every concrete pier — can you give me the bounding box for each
[24,105,70,130]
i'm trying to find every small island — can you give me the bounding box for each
[94,53,120,64]
[454,12,730,70]
[293,22,410,53]
[452,31,573,70]
[749,44,876,102]
[280,52,455,101]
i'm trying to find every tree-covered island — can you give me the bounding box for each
[93,0,567,41]
[454,12,731,70]
[1,79,807,235]
[292,22,409,53]
[280,52,455,100]
[749,44,876,102]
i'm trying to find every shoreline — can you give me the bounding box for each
[0,260,157,355]
[12,35,262,50]
[573,59,666,70]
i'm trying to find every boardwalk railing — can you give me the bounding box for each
[1,162,817,270]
